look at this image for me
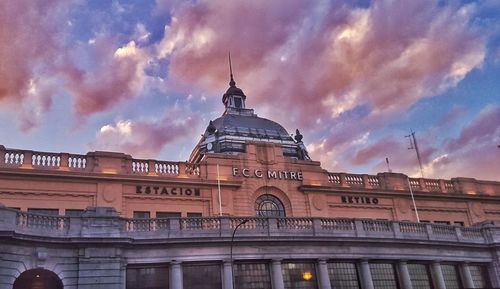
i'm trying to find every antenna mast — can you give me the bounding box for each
[405,129,424,178]
[228,52,235,86]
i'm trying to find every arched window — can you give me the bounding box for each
[255,194,285,217]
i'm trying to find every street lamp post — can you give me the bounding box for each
[230,219,249,289]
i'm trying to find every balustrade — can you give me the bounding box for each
[321,218,355,231]
[32,153,61,167]
[362,219,392,232]
[68,155,87,169]
[460,227,483,240]
[443,181,455,192]
[431,224,457,239]
[15,211,68,232]
[399,222,426,235]
[230,217,268,229]
[425,179,441,192]
[328,173,341,184]
[367,175,380,187]
[409,178,421,190]
[345,174,364,186]
[0,208,492,244]
[155,161,179,175]
[4,151,25,165]
[180,217,220,230]
[132,160,149,173]
[277,217,313,230]
[125,218,170,232]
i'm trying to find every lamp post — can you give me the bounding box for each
[230,219,249,289]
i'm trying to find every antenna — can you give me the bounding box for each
[385,157,392,173]
[405,129,424,178]
[228,52,235,86]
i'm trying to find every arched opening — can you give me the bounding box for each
[255,194,286,217]
[13,268,63,289]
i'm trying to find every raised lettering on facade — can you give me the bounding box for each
[232,167,303,181]
[341,195,379,205]
[136,186,200,197]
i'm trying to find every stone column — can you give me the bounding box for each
[359,260,374,289]
[223,260,234,289]
[271,259,285,289]
[397,261,412,289]
[431,261,446,289]
[170,261,183,289]
[318,259,332,289]
[459,263,475,289]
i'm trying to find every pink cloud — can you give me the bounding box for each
[0,1,150,129]
[159,0,486,154]
[352,137,400,165]
[64,40,147,118]
[0,0,67,130]
[446,105,500,151]
[437,105,467,126]
[89,108,199,159]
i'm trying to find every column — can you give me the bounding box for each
[431,261,446,289]
[223,260,234,289]
[397,261,412,289]
[359,260,374,289]
[318,259,332,289]
[271,259,285,289]
[170,261,183,289]
[459,263,475,289]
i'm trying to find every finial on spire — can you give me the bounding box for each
[229,52,235,87]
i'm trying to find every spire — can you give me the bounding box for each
[229,52,236,87]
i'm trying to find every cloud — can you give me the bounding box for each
[158,0,487,158]
[89,108,199,158]
[437,105,467,126]
[64,40,148,119]
[352,137,400,165]
[0,0,67,130]
[446,105,500,151]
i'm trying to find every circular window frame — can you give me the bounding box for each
[255,194,286,217]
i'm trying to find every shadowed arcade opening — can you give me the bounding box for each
[13,268,63,289]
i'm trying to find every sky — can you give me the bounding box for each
[0,0,499,181]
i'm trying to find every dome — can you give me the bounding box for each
[188,60,311,163]
[204,113,292,141]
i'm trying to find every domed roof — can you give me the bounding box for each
[204,113,293,141]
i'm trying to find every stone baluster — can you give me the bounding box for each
[397,261,412,289]
[359,260,374,289]
[271,259,285,289]
[170,261,183,289]
[318,259,332,289]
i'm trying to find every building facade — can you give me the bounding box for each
[1,76,499,289]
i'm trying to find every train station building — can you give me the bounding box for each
[1,75,499,289]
